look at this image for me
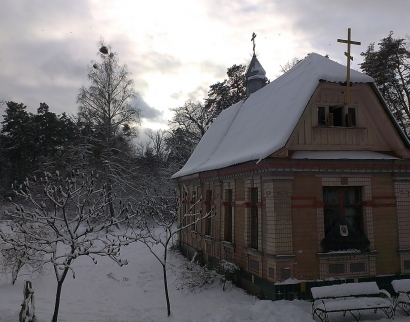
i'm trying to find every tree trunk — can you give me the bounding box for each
[52,268,69,322]
[162,264,171,316]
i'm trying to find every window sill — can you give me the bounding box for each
[203,234,213,240]
[275,254,296,261]
[222,241,234,250]
[317,250,378,258]
[313,125,366,129]
[244,247,263,258]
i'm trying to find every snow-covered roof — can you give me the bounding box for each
[172,53,374,179]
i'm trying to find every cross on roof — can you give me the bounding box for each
[251,32,256,55]
[337,28,361,104]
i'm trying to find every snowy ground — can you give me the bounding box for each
[0,239,408,322]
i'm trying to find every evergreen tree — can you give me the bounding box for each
[205,64,247,120]
[0,102,35,185]
[360,32,410,138]
[0,101,80,193]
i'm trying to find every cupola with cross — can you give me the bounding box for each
[245,32,268,96]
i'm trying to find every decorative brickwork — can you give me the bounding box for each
[318,251,377,279]
[272,179,293,253]
[244,178,262,251]
[395,180,410,249]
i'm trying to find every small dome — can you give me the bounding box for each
[245,54,267,95]
[245,54,266,80]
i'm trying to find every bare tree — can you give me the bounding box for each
[168,101,213,167]
[0,170,132,322]
[0,221,45,285]
[169,101,212,143]
[277,57,301,77]
[119,190,212,317]
[146,129,170,163]
[77,41,141,216]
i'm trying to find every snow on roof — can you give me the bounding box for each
[172,53,374,179]
[292,151,398,160]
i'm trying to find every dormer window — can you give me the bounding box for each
[347,107,356,127]
[317,105,357,127]
[318,106,326,125]
[329,105,343,126]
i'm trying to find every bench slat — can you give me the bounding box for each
[315,297,392,312]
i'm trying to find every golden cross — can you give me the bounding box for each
[337,28,361,104]
[251,32,256,55]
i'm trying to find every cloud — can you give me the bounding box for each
[198,60,227,79]
[262,0,410,68]
[134,97,164,122]
[3,0,410,130]
[187,86,209,103]
[169,84,209,105]
[142,52,182,74]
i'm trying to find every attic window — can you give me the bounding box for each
[318,107,326,125]
[347,108,356,127]
[317,105,357,127]
[329,106,343,126]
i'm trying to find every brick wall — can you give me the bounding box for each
[395,179,410,274]
[234,178,246,268]
[292,174,321,280]
[372,175,400,275]
[177,170,408,284]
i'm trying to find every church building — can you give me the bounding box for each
[172,32,410,299]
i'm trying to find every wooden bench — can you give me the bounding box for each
[392,279,410,315]
[311,282,394,322]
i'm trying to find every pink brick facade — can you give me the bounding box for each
[176,161,410,283]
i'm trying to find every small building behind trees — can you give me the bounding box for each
[172,51,410,299]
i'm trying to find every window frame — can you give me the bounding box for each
[204,189,212,236]
[323,186,363,236]
[224,189,233,243]
[250,187,258,249]
[189,190,197,231]
[182,189,188,227]
[317,105,357,127]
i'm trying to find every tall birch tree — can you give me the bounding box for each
[77,41,140,216]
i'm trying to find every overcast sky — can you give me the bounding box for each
[1,0,409,140]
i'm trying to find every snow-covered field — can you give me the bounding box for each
[0,239,408,322]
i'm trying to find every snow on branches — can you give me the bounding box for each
[0,170,134,322]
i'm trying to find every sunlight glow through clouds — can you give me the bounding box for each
[90,0,226,112]
[6,0,406,135]
[95,0,310,115]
